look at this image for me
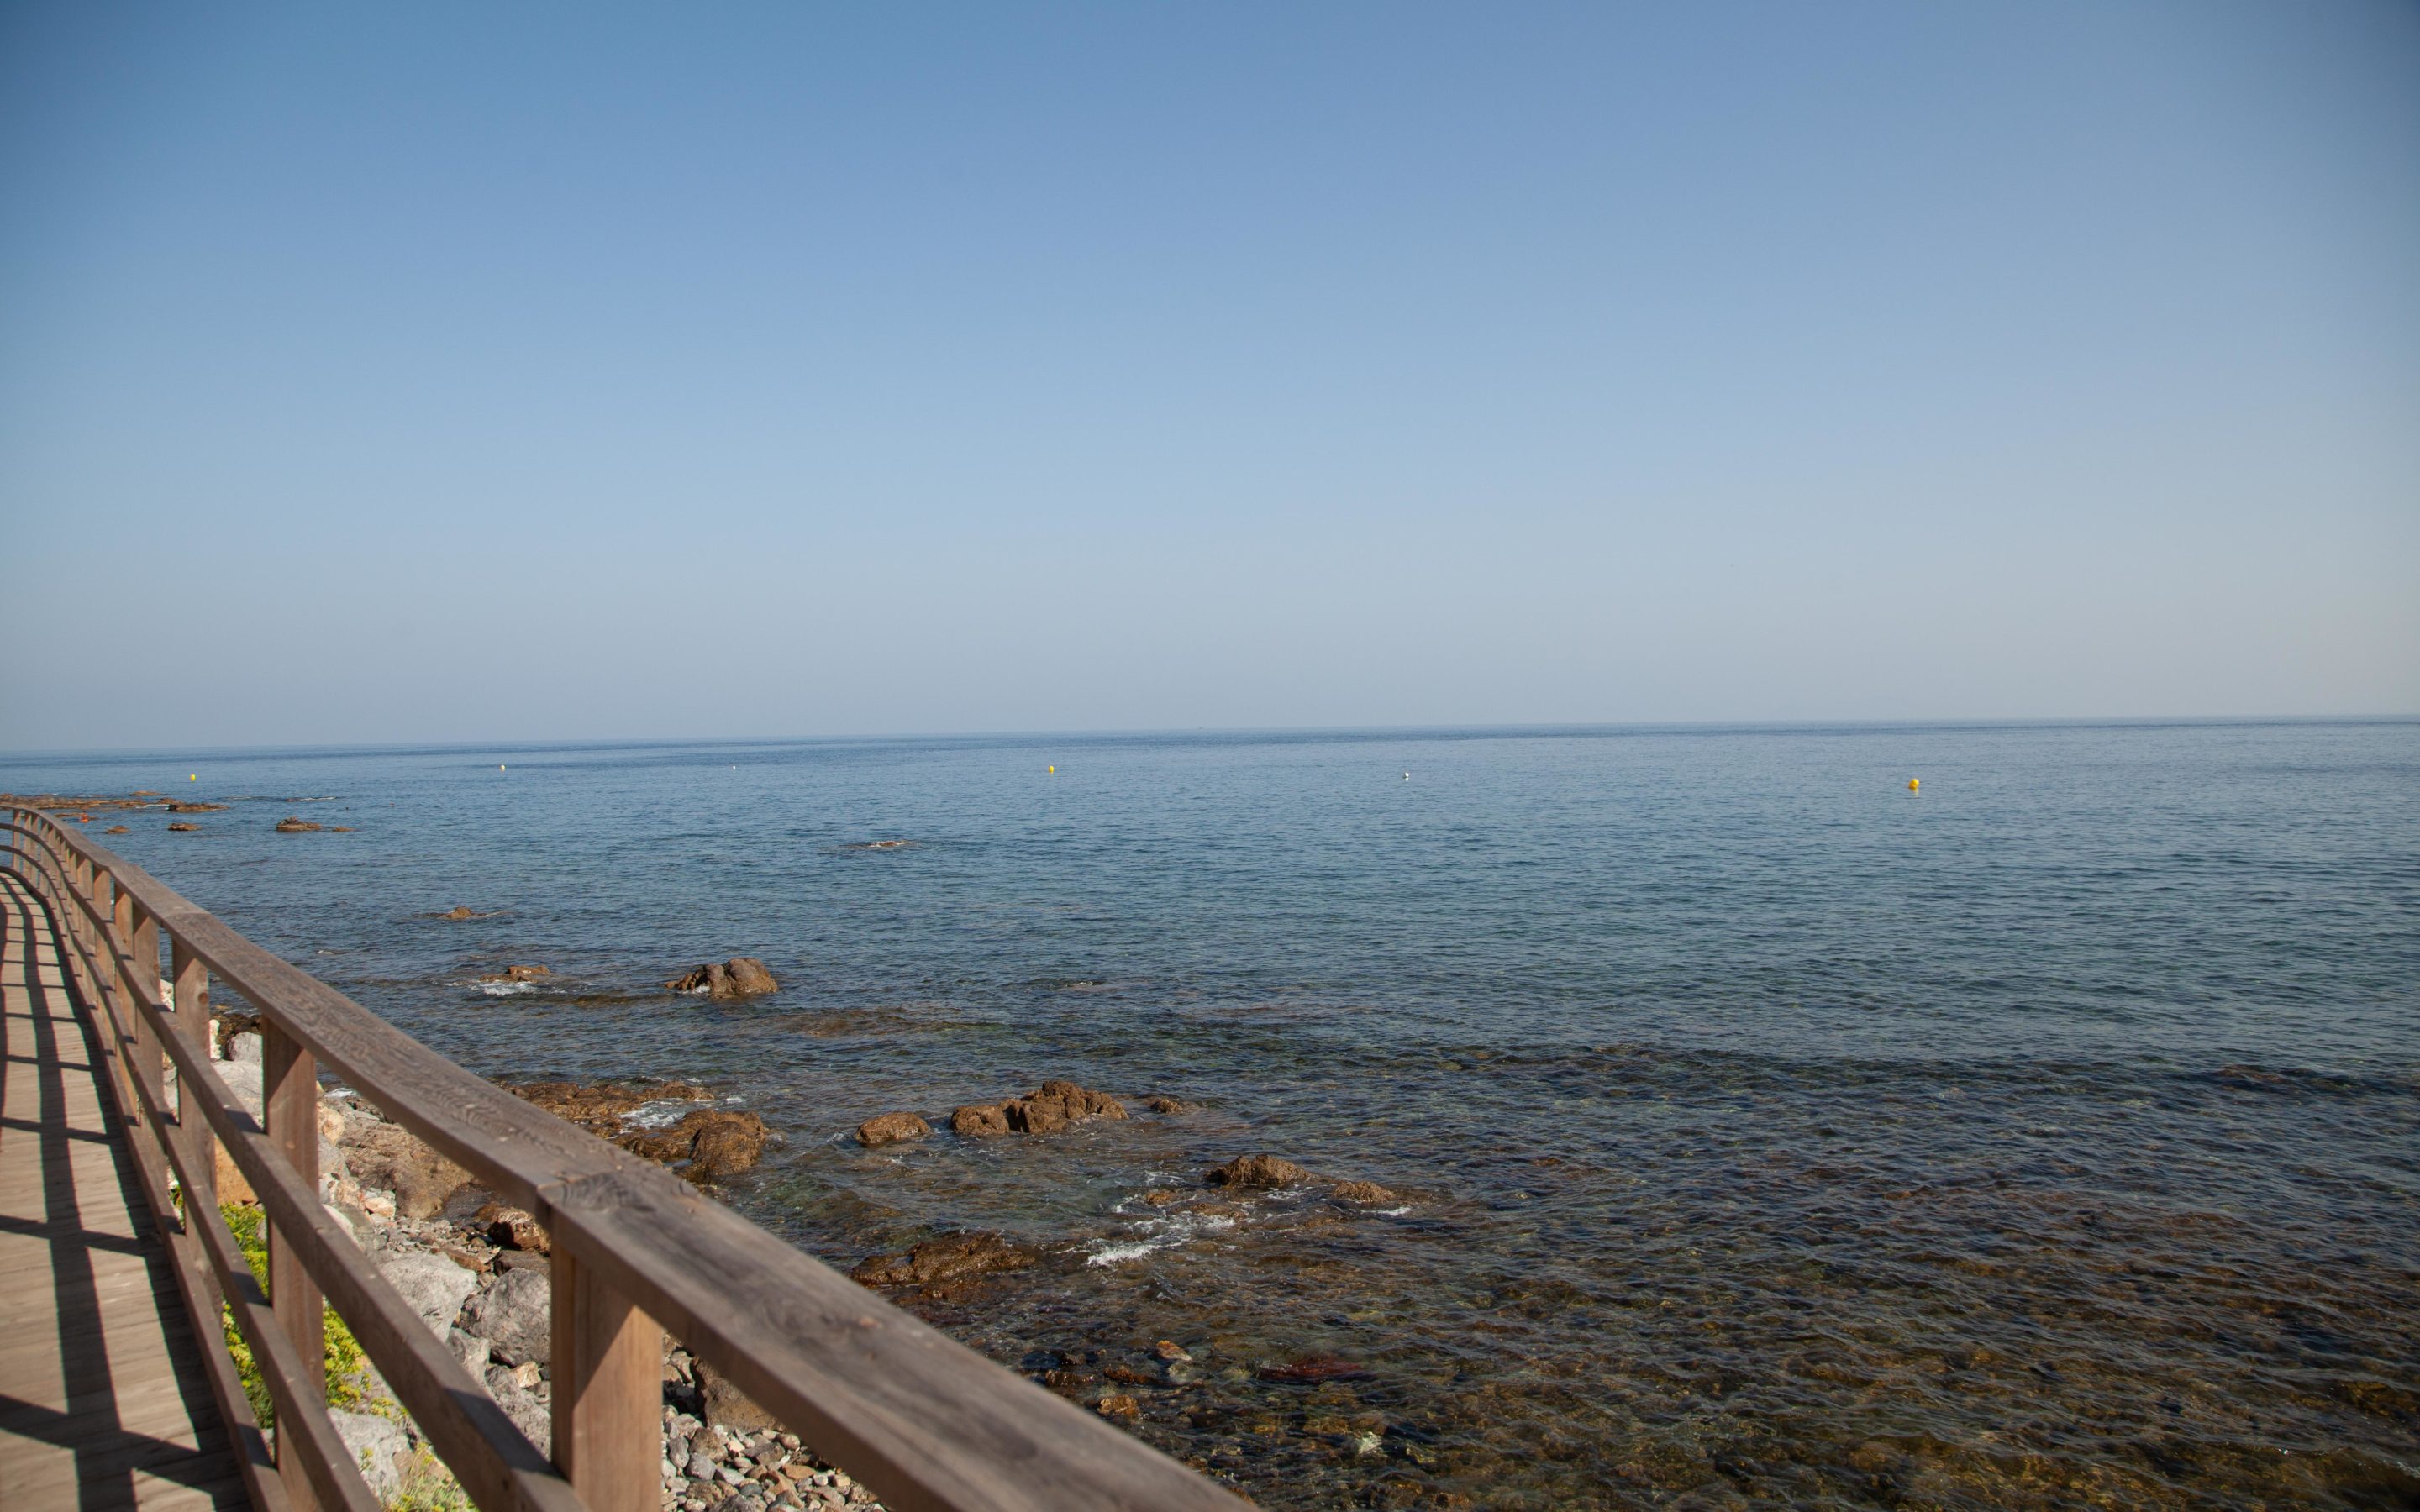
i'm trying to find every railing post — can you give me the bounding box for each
[117,895,173,1220]
[263,1021,324,1512]
[553,1245,662,1510]
[171,939,218,1210]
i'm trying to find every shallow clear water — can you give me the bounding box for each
[8,721,2417,1509]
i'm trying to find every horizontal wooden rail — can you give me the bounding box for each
[5,807,1250,1512]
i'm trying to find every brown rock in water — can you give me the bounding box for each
[476,1204,550,1254]
[103,825,129,835]
[850,1231,1038,1289]
[167,801,226,812]
[1207,1153,1311,1189]
[665,957,779,1000]
[618,1107,771,1184]
[1007,1079,1127,1133]
[957,1079,1129,1137]
[1141,1095,1191,1114]
[274,816,321,832]
[1330,1179,1399,1205]
[479,964,551,984]
[345,1118,474,1219]
[856,1111,930,1147]
[1006,1095,1071,1134]
[441,906,476,921]
[167,822,198,832]
[687,1116,767,1182]
[950,1102,1012,1137]
[330,826,355,832]
[1096,1394,1140,1420]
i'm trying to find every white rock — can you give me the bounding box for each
[374,1248,477,1337]
[461,1266,552,1366]
[329,1409,409,1497]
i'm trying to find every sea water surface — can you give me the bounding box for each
[7,721,2417,1509]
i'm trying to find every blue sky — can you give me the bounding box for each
[3,3,2414,748]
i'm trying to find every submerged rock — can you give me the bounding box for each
[274,816,321,832]
[167,822,198,832]
[103,825,129,834]
[855,1112,930,1147]
[665,957,779,1000]
[441,906,476,921]
[505,1079,709,1135]
[1207,1154,1312,1189]
[1329,1179,1399,1205]
[850,1232,1038,1289]
[1258,1354,1372,1383]
[479,964,551,984]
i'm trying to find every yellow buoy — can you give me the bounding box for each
[1908,778,1920,790]
[500,764,507,771]
[189,774,197,781]
[1047,765,1056,774]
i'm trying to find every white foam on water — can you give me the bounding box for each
[475,980,536,996]
[1086,1240,1167,1267]
[623,1098,707,1129]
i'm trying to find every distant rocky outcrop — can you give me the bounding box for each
[666,957,778,1000]
[855,1112,930,1147]
[479,965,551,984]
[1207,1153,1311,1189]
[275,816,321,832]
[949,1079,1127,1138]
[440,906,476,921]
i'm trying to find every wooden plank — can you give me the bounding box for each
[550,1247,662,1512]
[0,868,262,1511]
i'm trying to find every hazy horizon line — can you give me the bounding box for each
[4,711,2415,764]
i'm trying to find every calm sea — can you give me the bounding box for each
[7,721,2417,1509]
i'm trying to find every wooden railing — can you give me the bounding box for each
[4,806,1249,1512]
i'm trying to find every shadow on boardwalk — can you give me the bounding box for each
[0,874,249,1508]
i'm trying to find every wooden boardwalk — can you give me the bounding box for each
[0,871,251,1509]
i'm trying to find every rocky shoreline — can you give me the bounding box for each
[208,1021,881,1511]
[210,1012,1388,1511]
